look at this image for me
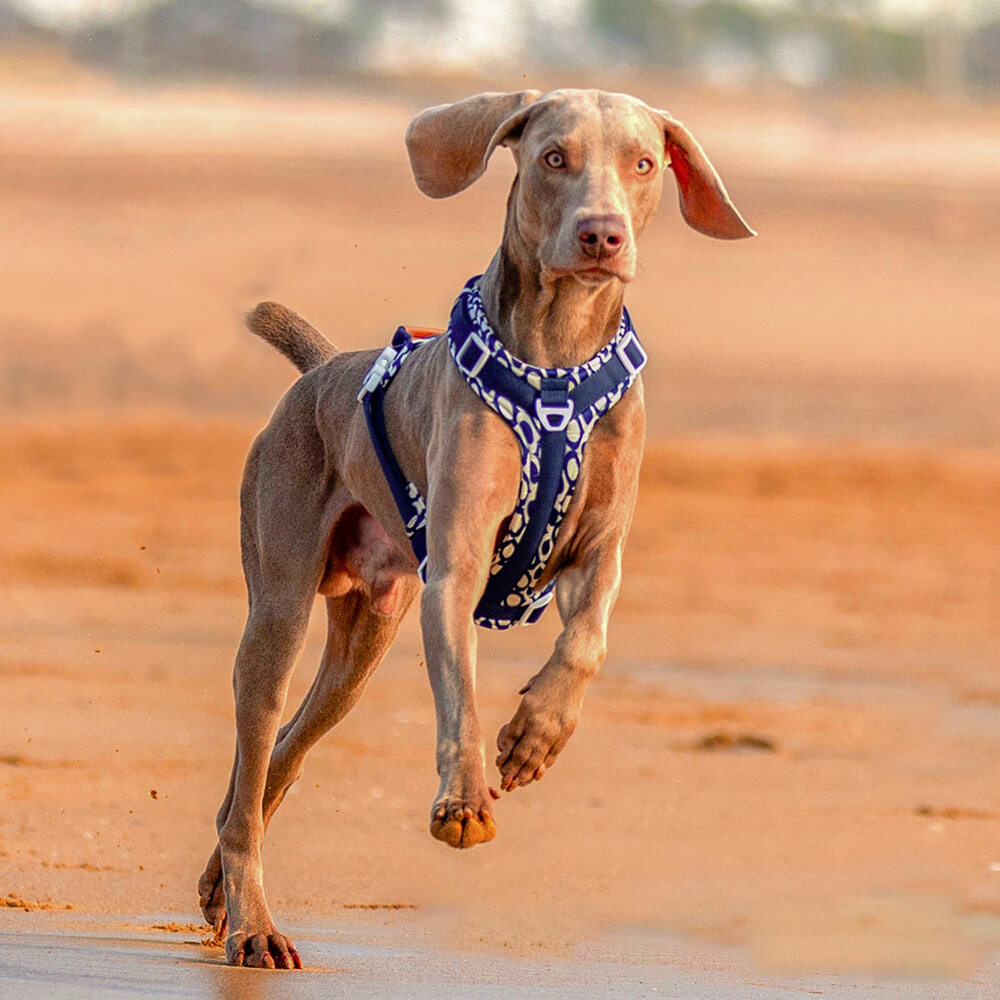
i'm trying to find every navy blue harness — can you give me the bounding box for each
[358,277,646,629]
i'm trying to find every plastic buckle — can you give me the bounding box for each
[615,329,647,377]
[357,344,398,401]
[454,332,490,380]
[518,589,554,625]
[535,377,573,432]
[534,397,573,432]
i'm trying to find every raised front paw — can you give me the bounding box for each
[226,928,302,969]
[496,683,581,791]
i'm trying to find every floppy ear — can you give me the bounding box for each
[655,111,756,240]
[405,90,542,199]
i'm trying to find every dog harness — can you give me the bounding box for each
[358,276,647,630]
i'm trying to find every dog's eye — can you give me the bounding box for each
[636,157,654,175]
[543,150,565,169]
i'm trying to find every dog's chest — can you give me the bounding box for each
[360,281,645,628]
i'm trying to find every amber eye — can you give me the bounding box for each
[543,150,566,169]
[636,157,654,175]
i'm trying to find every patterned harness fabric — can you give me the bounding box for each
[359,276,647,630]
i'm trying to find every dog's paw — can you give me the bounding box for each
[227,929,302,969]
[429,789,498,849]
[496,681,582,791]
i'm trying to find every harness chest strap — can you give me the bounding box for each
[359,277,647,630]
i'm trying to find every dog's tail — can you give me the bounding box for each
[246,302,338,374]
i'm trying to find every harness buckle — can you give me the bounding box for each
[615,329,647,378]
[357,344,399,401]
[518,589,554,626]
[535,377,573,433]
[534,397,574,432]
[454,332,490,379]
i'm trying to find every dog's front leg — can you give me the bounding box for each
[496,543,623,791]
[419,436,512,849]
[421,571,499,849]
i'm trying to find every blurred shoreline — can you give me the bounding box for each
[2,75,999,184]
[2,76,997,444]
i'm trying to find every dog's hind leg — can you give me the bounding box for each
[264,585,418,814]
[198,743,241,937]
[215,589,315,968]
[199,584,417,942]
[197,414,342,969]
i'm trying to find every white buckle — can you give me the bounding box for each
[534,398,573,432]
[615,330,647,377]
[357,344,398,401]
[454,333,490,379]
[518,589,554,625]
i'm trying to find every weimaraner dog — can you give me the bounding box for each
[198,88,753,968]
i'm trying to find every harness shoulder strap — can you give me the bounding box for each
[445,282,646,628]
[359,279,647,630]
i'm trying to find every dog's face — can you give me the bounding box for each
[502,91,667,286]
[405,88,754,285]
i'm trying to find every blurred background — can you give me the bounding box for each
[5,0,1000,92]
[0,0,998,438]
[2,0,1000,975]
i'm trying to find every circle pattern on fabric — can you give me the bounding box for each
[363,279,645,631]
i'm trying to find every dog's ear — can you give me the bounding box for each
[653,111,756,240]
[406,90,542,199]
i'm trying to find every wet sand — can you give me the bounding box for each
[3,913,1000,999]
[1,78,999,992]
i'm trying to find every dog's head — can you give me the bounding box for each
[406,89,754,287]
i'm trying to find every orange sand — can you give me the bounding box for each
[1,77,998,981]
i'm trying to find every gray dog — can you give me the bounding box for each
[198,88,753,968]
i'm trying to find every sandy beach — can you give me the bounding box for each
[4,913,1000,998]
[1,76,999,994]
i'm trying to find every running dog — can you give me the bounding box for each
[198,88,753,968]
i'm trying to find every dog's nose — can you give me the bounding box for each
[576,215,628,259]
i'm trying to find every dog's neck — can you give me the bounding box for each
[478,200,626,369]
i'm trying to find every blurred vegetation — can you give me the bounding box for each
[0,0,997,93]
